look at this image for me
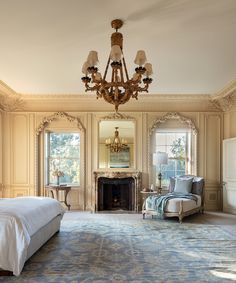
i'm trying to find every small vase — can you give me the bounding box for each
[56,176,60,186]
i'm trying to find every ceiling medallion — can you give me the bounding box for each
[81,19,153,112]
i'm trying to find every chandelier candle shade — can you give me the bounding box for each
[106,127,128,153]
[81,19,153,112]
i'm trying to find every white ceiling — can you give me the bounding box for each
[0,0,236,95]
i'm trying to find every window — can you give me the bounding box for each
[155,131,191,187]
[45,132,80,185]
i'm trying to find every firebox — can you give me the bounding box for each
[97,177,134,211]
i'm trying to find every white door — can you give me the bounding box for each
[223,137,236,214]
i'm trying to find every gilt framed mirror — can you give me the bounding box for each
[98,119,135,169]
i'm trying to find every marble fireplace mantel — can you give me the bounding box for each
[93,171,142,212]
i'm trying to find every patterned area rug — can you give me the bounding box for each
[1,213,236,283]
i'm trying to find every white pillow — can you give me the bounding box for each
[174,177,193,193]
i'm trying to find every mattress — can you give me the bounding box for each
[0,197,65,276]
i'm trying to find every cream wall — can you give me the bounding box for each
[0,106,224,211]
[224,110,236,139]
[0,110,2,198]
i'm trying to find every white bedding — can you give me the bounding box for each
[0,197,65,276]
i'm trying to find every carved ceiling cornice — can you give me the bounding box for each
[0,81,24,111]
[210,78,236,111]
[1,78,236,112]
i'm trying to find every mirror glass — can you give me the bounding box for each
[99,120,135,169]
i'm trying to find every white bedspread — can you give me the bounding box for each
[0,197,65,276]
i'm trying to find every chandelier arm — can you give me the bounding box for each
[134,85,149,93]
[122,57,129,81]
[103,57,111,80]
[132,74,142,83]
[119,64,124,83]
[85,83,100,92]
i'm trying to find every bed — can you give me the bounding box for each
[142,176,204,223]
[0,196,65,276]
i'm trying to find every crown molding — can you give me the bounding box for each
[20,92,211,100]
[19,93,216,112]
[0,81,24,111]
[2,79,236,112]
[212,77,236,99]
[210,78,236,111]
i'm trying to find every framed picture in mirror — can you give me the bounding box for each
[109,147,130,168]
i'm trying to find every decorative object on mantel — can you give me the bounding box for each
[81,19,153,112]
[52,169,64,185]
[106,127,128,153]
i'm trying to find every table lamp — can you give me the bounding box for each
[153,151,168,194]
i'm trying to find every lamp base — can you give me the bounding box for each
[158,187,162,195]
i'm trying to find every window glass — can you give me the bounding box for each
[46,132,80,185]
[155,132,190,187]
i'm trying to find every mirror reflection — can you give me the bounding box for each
[99,120,135,169]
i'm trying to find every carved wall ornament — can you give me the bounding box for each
[210,93,235,112]
[150,112,198,135]
[213,77,236,100]
[101,112,135,120]
[210,78,236,112]
[36,112,85,135]
[0,92,24,111]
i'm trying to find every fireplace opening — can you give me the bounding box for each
[98,177,134,211]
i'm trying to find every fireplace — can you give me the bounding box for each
[94,171,141,212]
[98,177,134,211]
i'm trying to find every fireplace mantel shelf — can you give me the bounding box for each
[94,171,141,179]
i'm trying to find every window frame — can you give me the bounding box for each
[148,113,198,189]
[45,131,81,186]
[35,112,85,198]
[154,130,192,187]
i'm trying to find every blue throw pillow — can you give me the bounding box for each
[174,177,193,193]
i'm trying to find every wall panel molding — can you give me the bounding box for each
[11,114,29,184]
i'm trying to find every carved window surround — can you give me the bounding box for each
[35,112,86,203]
[148,112,198,185]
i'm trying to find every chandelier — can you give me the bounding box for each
[105,127,128,153]
[81,19,153,112]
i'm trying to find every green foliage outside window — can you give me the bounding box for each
[155,133,188,187]
[47,133,80,185]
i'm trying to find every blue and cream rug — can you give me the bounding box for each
[1,213,236,283]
